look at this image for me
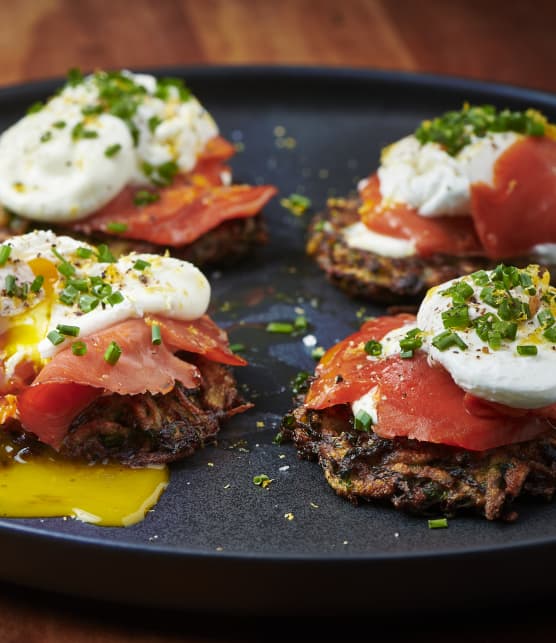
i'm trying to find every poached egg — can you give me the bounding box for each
[353,264,556,420]
[0,70,218,222]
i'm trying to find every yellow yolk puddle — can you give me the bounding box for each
[0,448,169,527]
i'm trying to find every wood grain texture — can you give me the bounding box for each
[0,0,555,641]
[1,0,556,91]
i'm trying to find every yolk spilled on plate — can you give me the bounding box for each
[0,439,169,527]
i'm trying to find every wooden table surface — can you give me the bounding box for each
[1,0,556,641]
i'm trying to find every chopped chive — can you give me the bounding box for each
[56,324,80,337]
[266,322,294,334]
[59,284,79,305]
[151,324,162,345]
[81,104,103,116]
[66,67,84,86]
[428,518,448,529]
[26,101,44,115]
[107,291,124,306]
[5,274,16,296]
[441,303,470,329]
[517,345,538,356]
[92,281,112,298]
[538,309,555,328]
[72,121,99,140]
[47,330,65,346]
[67,278,89,292]
[57,261,76,278]
[442,280,474,303]
[71,341,87,356]
[40,131,52,143]
[104,341,122,365]
[253,474,271,487]
[311,346,325,360]
[133,190,160,207]
[470,270,490,286]
[543,326,556,343]
[106,221,128,233]
[354,409,372,432]
[148,115,162,133]
[0,244,12,266]
[399,328,423,353]
[229,343,245,354]
[364,340,382,356]
[104,143,122,158]
[133,259,151,271]
[78,294,99,313]
[30,275,44,293]
[400,349,414,359]
[76,246,93,259]
[432,330,468,351]
[96,244,116,263]
[294,315,308,330]
[52,120,66,129]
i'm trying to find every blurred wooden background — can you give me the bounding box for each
[2,0,556,93]
[1,0,556,641]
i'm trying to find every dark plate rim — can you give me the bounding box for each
[0,64,556,569]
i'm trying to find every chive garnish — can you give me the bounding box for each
[107,291,124,306]
[76,247,93,259]
[26,101,44,115]
[229,343,245,354]
[441,303,470,329]
[543,327,556,343]
[148,115,162,133]
[133,259,151,271]
[59,284,79,306]
[96,244,116,263]
[5,274,16,296]
[78,294,99,313]
[40,131,52,143]
[151,324,162,345]
[106,221,128,233]
[399,328,423,353]
[432,330,468,351]
[364,340,382,356]
[428,518,448,529]
[517,345,538,356]
[0,245,12,266]
[52,121,66,129]
[133,190,160,207]
[47,330,65,346]
[56,324,80,337]
[538,309,554,328]
[311,346,325,360]
[30,275,44,293]
[294,316,308,330]
[71,341,87,356]
[266,322,294,334]
[104,341,122,365]
[354,410,372,432]
[67,278,89,292]
[104,143,122,158]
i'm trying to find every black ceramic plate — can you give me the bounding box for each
[1,66,556,614]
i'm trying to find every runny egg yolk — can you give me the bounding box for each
[0,438,169,527]
[1,258,58,369]
[0,255,170,528]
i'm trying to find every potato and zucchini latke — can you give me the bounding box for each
[0,230,250,525]
[282,264,556,521]
[308,104,556,301]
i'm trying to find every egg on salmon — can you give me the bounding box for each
[282,263,556,521]
[0,230,249,526]
[0,69,277,264]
